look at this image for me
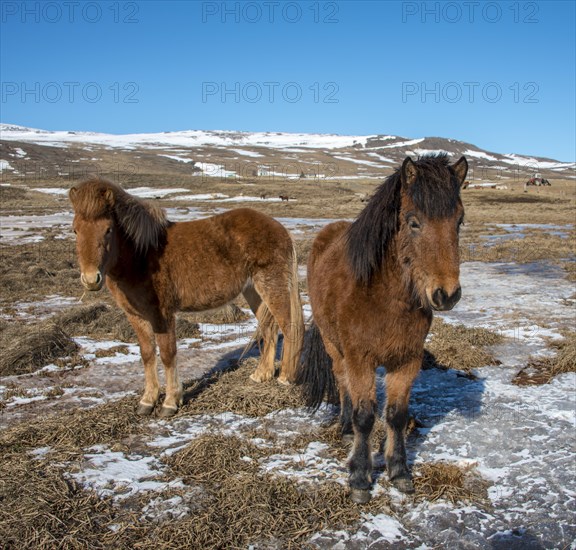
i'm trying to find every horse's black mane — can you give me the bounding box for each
[346,154,462,285]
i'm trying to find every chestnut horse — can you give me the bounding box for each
[297,154,468,503]
[69,178,303,417]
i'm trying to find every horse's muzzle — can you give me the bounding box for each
[431,286,461,311]
[81,271,104,291]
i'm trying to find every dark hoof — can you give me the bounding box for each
[350,488,371,504]
[159,406,178,418]
[391,476,415,494]
[136,403,154,416]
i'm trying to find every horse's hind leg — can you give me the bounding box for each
[126,313,159,416]
[383,359,420,494]
[252,275,302,385]
[155,316,183,417]
[243,285,279,382]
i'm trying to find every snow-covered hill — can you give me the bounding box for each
[1,123,574,179]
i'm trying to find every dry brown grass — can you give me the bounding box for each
[158,432,393,549]
[0,395,143,454]
[294,236,313,265]
[57,302,203,341]
[424,318,503,375]
[0,238,79,307]
[166,433,271,483]
[0,302,203,377]
[460,232,575,264]
[0,403,394,549]
[0,351,493,548]
[144,472,387,549]
[414,461,489,505]
[514,331,576,385]
[564,261,576,282]
[0,452,138,549]
[181,358,303,417]
[187,303,251,325]
[0,323,78,376]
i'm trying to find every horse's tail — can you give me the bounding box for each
[296,321,339,410]
[281,241,304,379]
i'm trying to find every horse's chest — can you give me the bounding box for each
[351,301,430,363]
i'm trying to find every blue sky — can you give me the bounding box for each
[1,1,574,161]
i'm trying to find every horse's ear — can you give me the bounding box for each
[103,188,115,206]
[452,156,469,186]
[69,187,77,202]
[401,157,418,188]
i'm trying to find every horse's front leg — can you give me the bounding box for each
[127,313,159,416]
[156,316,183,418]
[383,358,420,493]
[346,359,377,504]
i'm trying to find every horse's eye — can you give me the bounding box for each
[408,218,421,231]
[106,227,112,235]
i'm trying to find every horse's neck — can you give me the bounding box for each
[108,234,145,283]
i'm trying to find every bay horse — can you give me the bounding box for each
[297,154,468,503]
[69,178,303,417]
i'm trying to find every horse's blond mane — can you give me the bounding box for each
[69,178,169,252]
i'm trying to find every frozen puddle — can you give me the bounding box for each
[0,211,73,244]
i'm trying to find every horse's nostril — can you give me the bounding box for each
[432,288,447,308]
[96,272,102,285]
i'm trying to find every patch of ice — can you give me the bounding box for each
[69,447,184,499]
[228,148,263,157]
[172,193,229,200]
[0,211,73,244]
[127,187,189,199]
[158,154,195,163]
[31,187,69,196]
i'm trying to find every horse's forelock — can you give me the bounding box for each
[69,178,113,219]
[408,155,462,218]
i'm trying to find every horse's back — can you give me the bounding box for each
[308,220,351,279]
[162,208,294,310]
[217,208,292,248]
[169,208,291,260]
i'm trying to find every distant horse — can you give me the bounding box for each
[279,195,290,202]
[69,178,304,417]
[297,155,468,502]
